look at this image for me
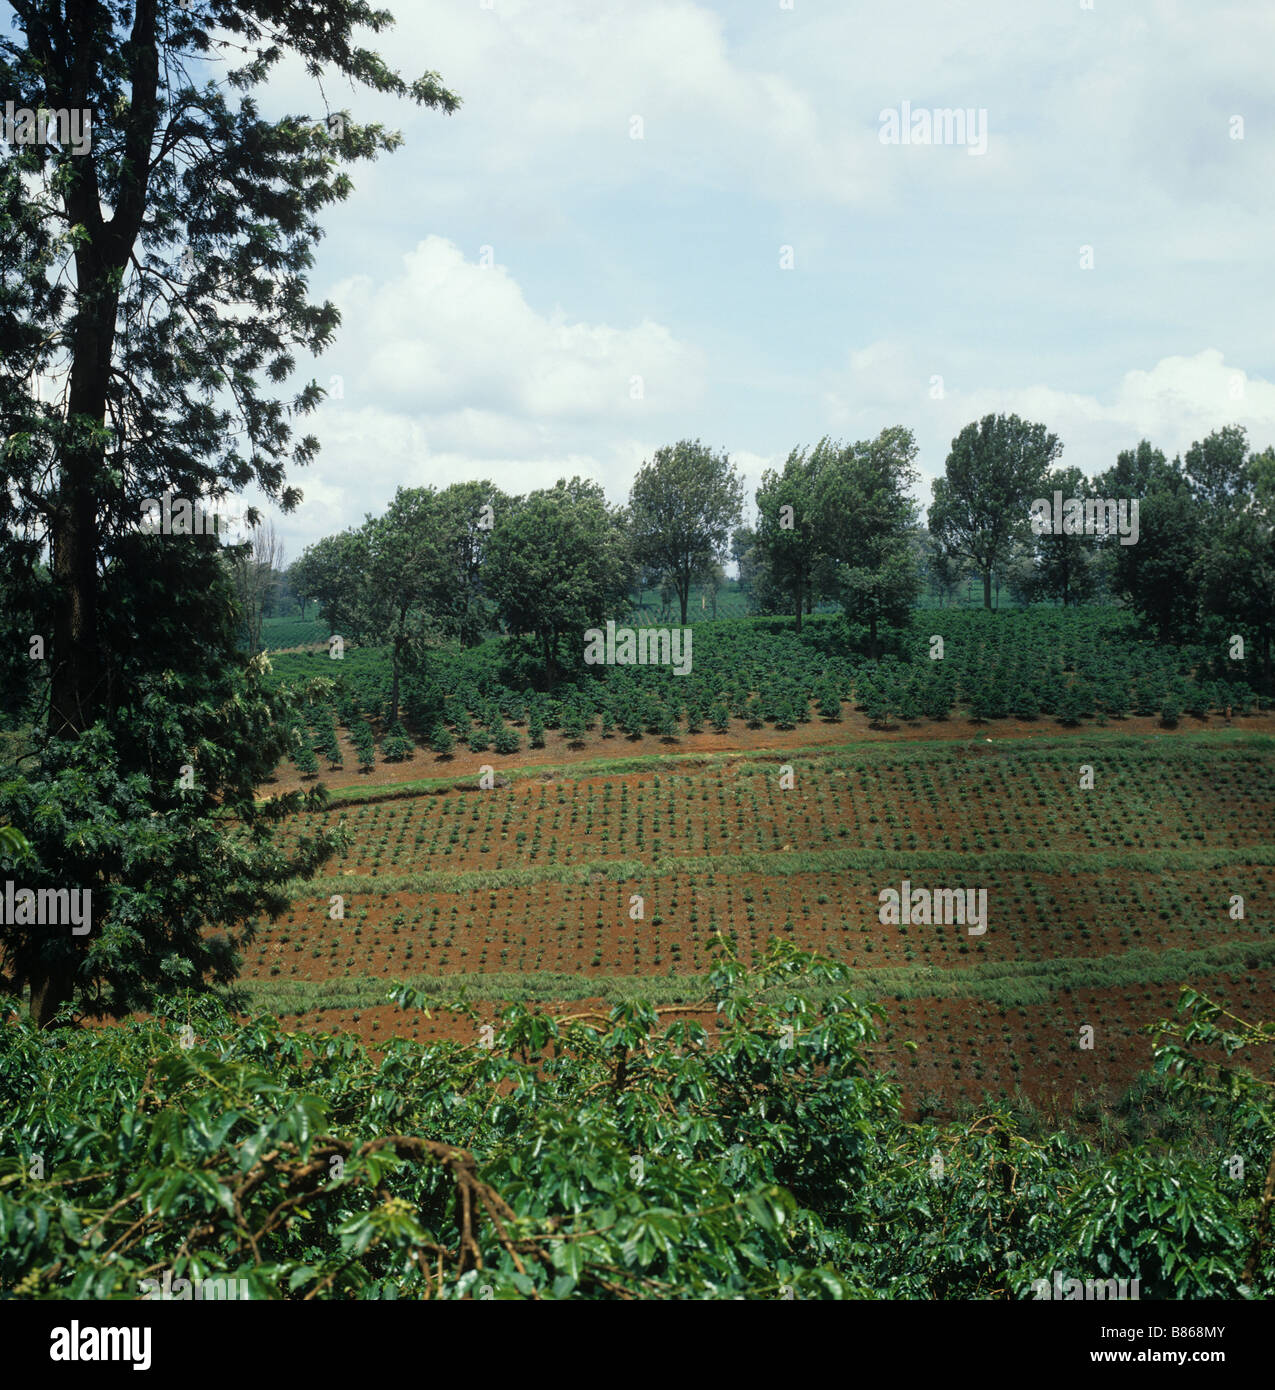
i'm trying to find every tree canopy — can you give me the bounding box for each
[629,440,743,625]
[929,413,1062,609]
[0,0,457,1023]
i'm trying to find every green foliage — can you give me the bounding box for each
[1058,680,1094,727]
[0,0,450,1025]
[816,681,843,721]
[492,724,521,756]
[0,826,27,859]
[293,741,319,779]
[0,593,348,1025]
[485,479,633,681]
[381,726,415,763]
[0,964,1270,1300]
[929,414,1062,609]
[352,721,377,772]
[629,440,744,627]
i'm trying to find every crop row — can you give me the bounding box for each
[242,863,1273,982]
[281,748,1275,872]
[265,608,1272,746]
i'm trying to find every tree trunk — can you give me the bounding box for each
[794,584,803,634]
[28,960,77,1029]
[49,0,159,734]
[982,569,992,610]
[390,637,403,728]
[50,286,116,736]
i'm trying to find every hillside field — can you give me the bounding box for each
[233,612,1275,1130]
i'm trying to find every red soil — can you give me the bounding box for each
[259,708,1275,799]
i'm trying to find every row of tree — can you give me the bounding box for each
[290,443,748,715]
[290,430,925,711]
[928,422,1275,668]
[291,415,1275,695]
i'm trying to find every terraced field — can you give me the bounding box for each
[236,731,1275,1119]
[282,740,1275,872]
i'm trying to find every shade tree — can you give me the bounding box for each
[629,440,744,625]
[928,414,1062,609]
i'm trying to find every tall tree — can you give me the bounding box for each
[1185,425,1251,512]
[1023,465,1100,607]
[226,519,284,654]
[817,426,921,651]
[629,440,743,625]
[0,2,457,1023]
[929,413,1062,609]
[1098,445,1200,644]
[1093,438,1166,500]
[1,0,458,738]
[330,483,504,727]
[918,528,967,606]
[754,439,837,633]
[343,489,452,728]
[433,480,506,648]
[731,524,785,615]
[291,530,366,636]
[486,479,632,684]
[1090,439,1167,604]
[1195,443,1275,687]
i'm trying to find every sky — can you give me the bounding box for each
[230,0,1275,558]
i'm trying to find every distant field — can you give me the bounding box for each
[260,608,1269,796]
[261,615,331,649]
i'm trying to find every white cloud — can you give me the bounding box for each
[327,236,702,420]
[825,344,1275,499]
[238,2,1275,554]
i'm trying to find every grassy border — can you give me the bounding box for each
[232,940,1275,1016]
[286,843,1275,900]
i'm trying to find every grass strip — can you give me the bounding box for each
[286,843,1275,900]
[231,939,1275,1018]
